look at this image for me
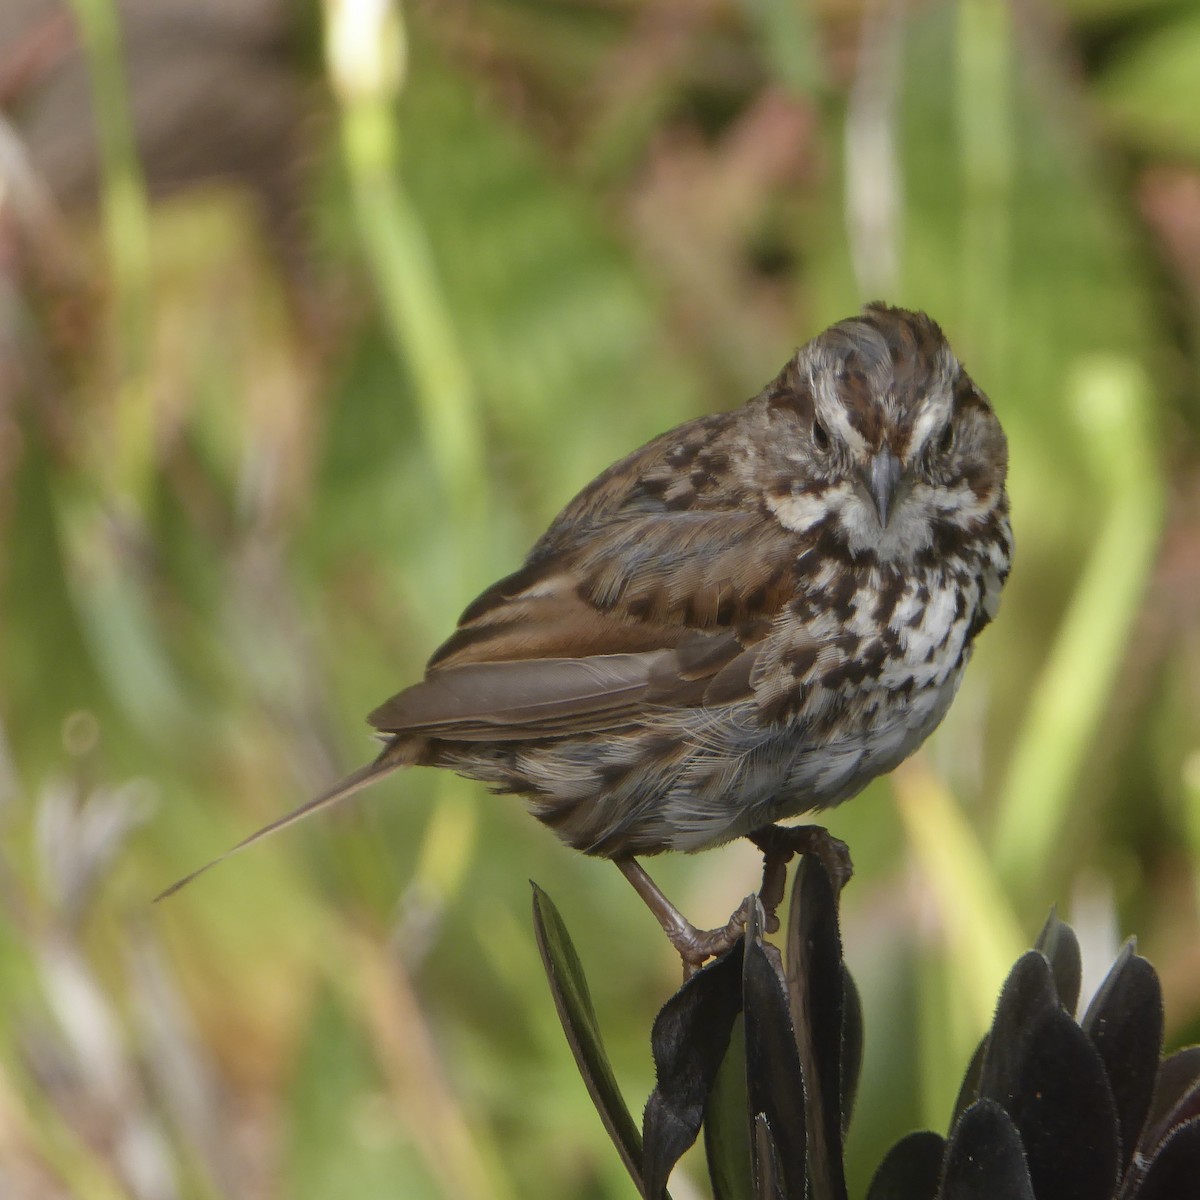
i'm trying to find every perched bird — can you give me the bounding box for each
[161,304,1012,967]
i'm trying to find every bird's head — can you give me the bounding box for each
[753,303,1009,565]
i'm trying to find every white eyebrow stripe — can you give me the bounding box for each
[907,379,956,458]
[810,366,868,454]
[908,403,945,455]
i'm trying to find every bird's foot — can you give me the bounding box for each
[667,897,757,978]
[615,827,852,980]
[616,858,753,979]
[748,823,853,930]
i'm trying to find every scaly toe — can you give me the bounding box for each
[668,899,756,978]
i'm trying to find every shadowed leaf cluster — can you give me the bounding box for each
[534,865,1200,1200]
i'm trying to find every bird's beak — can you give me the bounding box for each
[865,449,903,527]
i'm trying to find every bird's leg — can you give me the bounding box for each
[615,858,749,979]
[615,828,852,978]
[747,824,853,931]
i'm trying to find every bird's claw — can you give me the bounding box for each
[618,826,853,981]
[669,896,757,979]
[750,823,854,902]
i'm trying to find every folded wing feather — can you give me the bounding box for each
[369,653,669,737]
[368,633,758,741]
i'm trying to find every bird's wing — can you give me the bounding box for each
[369,404,827,741]
[367,511,810,739]
[371,514,807,740]
[368,633,765,739]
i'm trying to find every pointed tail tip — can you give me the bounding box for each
[153,880,182,904]
[153,862,215,904]
[153,847,239,902]
[150,755,405,906]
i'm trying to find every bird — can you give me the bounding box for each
[159,303,1012,970]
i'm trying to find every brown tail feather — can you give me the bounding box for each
[153,748,406,903]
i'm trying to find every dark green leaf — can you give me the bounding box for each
[865,1130,944,1200]
[949,1037,987,1129]
[977,952,1058,1104]
[531,883,645,1194]
[1034,908,1082,1015]
[839,963,863,1136]
[1003,1008,1119,1200]
[1144,1049,1200,1153]
[705,1014,755,1200]
[752,1114,787,1200]
[785,856,848,1200]
[1081,939,1163,1178]
[940,1101,1034,1200]
[642,938,746,1200]
[1132,1117,1200,1200]
[743,913,807,1200]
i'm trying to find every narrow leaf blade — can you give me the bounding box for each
[744,936,807,1199]
[785,856,848,1200]
[531,883,645,1193]
[839,963,864,1136]
[705,1014,756,1200]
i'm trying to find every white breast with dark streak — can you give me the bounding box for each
[656,563,982,850]
[503,534,1005,855]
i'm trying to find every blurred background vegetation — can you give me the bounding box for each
[1,0,1199,1195]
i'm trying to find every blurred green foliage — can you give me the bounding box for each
[1,0,1199,1196]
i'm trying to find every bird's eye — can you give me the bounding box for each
[812,419,830,452]
[937,424,954,455]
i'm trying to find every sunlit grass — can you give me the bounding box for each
[327,0,489,540]
[66,0,153,502]
[993,356,1164,895]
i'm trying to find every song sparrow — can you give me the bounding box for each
[162,304,1012,967]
